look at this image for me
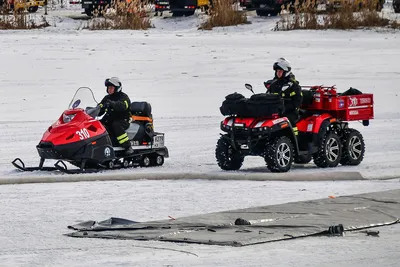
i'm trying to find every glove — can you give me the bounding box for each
[264,80,273,90]
[105,100,115,108]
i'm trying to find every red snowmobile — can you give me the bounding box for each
[12,87,169,174]
[216,83,374,172]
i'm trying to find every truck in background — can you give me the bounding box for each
[155,0,210,16]
[394,0,400,12]
[1,0,40,13]
[81,0,111,16]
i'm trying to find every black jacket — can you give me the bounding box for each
[98,91,131,121]
[265,73,302,114]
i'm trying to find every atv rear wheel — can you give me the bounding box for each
[264,136,294,172]
[313,132,342,168]
[340,129,365,166]
[215,135,244,171]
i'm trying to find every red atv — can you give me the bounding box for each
[216,83,374,172]
[12,87,169,174]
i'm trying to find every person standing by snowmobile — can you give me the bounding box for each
[98,77,133,155]
[264,58,303,135]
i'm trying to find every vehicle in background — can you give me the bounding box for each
[324,0,385,12]
[36,0,45,6]
[246,0,385,16]
[1,0,40,13]
[251,0,292,16]
[69,0,82,5]
[393,0,400,12]
[238,0,256,10]
[81,0,111,16]
[155,0,210,16]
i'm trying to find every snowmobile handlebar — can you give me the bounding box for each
[85,105,101,118]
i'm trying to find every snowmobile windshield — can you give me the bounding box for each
[68,87,99,110]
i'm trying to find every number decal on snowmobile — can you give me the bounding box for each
[76,128,90,140]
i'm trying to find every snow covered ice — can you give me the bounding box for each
[0,6,400,267]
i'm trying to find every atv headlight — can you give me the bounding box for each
[63,113,76,123]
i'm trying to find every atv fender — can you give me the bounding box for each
[314,118,338,149]
[311,114,333,134]
[284,126,300,156]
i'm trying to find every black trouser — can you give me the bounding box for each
[102,118,130,148]
[283,112,299,136]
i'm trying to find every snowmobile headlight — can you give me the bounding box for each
[63,113,76,123]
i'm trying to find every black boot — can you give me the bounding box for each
[122,142,134,156]
[124,146,134,156]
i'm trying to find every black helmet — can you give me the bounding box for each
[105,77,122,93]
[273,58,292,72]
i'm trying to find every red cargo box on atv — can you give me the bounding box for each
[302,86,374,122]
[324,93,374,121]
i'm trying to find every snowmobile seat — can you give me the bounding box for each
[127,121,153,142]
[130,102,153,122]
[129,102,154,142]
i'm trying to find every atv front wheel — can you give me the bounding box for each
[264,136,294,172]
[215,135,244,171]
[313,132,342,168]
[340,129,365,166]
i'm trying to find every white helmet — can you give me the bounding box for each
[273,58,292,72]
[105,77,122,93]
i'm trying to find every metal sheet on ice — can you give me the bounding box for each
[66,189,400,246]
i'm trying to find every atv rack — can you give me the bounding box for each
[300,85,374,122]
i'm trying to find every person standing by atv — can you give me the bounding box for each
[264,58,303,135]
[98,77,133,155]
